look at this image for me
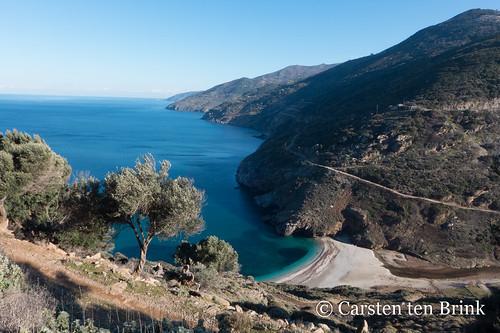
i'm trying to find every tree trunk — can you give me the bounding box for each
[0,197,8,228]
[134,244,148,274]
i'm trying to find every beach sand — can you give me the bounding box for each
[272,238,500,291]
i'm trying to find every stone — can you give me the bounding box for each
[305,322,316,330]
[152,263,164,276]
[235,305,243,313]
[357,320,369,333]
[89,252,102,261]
[211,295,230,307]
[113,252,129,265]
[110,281,127,293]
[318,323,332,332]
[166,279,181,288]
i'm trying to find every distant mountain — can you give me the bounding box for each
[165,91,200,103]
[234,9,500,269]
[167,64,335,120]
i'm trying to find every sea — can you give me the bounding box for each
[0,94,318,278]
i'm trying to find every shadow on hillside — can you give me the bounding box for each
[232,300,352,332]
[17,261,192,332]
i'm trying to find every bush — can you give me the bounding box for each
[191,263,218,290]
[0,285,56,332]
[218,312,253,333]
[175,236,239,272]
[0,254,23,292]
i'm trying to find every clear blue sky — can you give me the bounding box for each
[0,0,498,98]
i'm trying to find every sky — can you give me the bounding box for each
[0,0,498,98]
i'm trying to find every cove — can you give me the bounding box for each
[0,95,318,277]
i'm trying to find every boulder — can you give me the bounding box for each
[113,252,129,265]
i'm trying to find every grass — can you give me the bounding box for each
[65,261,122,286]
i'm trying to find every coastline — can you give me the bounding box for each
[267,237,500,291]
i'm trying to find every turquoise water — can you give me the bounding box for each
[0,94,317,277]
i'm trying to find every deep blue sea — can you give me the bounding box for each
[0,95,317,278]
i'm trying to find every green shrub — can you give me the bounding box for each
[175,236,239,272]
[218,312,253,333]
[191,263,218,290]
[0,129,70,235]
[0,254,23,292]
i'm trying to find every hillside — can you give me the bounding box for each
[235,9,500,269]
[167,64,334,122]
[1,220,498,332]
[165,91,200,102]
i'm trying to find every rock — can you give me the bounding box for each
[88,252,102,261]
[166,279,181,288]
[356,320,369,333]
[113,252,129,265]
[152,263,164,276]
[111,281,127,293]
[169,287,180,295]
[276,319,286,328]
[402,291,424,302]
[247,310,258,317]
[205,305,218,316]
[47,242,67,256]
[235,305,243,313]
[199,292,231,307]
[189,290,202,297]
[312,329,325,333]
[305,322,316,330]
[212,295,231,307]
[342,206,368,233]
[317,323,332,332]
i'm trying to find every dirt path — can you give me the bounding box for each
[285,140,500,214]
[0,219,166,320]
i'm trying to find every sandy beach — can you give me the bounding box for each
[271,237,500,291]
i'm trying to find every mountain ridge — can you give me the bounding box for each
[233,9,500,269]
[167,63,335,116]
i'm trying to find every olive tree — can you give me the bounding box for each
[0,130,71,233]
[105,154,204,273]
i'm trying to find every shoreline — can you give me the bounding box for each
[268,237,500,291]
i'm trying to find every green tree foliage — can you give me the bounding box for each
[0,129,71,235]
[175,236,239,272]
[56,175,110,253]
[105,154,204,273]
[0,254,23,292]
